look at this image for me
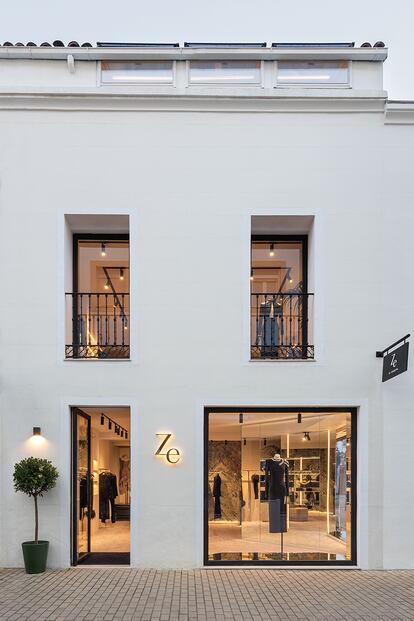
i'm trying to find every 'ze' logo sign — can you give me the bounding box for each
[155,433,181,464]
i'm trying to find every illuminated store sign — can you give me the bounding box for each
[155,433,181,464]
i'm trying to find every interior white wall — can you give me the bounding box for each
[0,102,413,569]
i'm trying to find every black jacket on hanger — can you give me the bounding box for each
[99,472,118,523]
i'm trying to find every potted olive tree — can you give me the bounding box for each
[13,457,59,574]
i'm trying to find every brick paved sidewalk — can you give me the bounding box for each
[0,568,413,621]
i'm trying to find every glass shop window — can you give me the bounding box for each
[188,61,262,85]
[276,61,350,86]
[206,409,355,565]
[101,61,174,84]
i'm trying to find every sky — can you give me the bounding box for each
[1,0,411,99]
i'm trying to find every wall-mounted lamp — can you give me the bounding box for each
[33,427,41,436]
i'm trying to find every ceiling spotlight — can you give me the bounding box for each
[124,317,128,331]
[101,243,106,257]
[269,243,275,257]
[120,268,124,280]
[288,268,293,284]
[264,438,267,446]
[302,432,311,442]
[243,438,246,446]
[239,413,244,424]
[297,413,302,424]
[250,268,254,281]
[100,414,104,425]
[104,280,110,290]
[125,432,128,440]
[108,420,112,430]
[121,429,124,438]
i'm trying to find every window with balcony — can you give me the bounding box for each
[65,234,130,359]
[188,60,262,85]
[250,235,314,359]
[276,61,349,86]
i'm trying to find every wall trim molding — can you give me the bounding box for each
[0,92,387,113]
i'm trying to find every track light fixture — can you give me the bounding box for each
[101,243,106,257]
[99,413,128,440]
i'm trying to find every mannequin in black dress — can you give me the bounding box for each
[262,454,289,533]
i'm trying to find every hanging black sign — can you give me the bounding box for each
[376,334,410,383]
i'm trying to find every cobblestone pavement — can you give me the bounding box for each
[1,568,414,621]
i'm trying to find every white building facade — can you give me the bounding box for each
[0,41,413,570]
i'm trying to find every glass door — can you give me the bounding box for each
[71,407,91,565]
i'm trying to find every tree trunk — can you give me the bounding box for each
[34,494,39,544]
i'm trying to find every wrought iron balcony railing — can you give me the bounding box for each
[65,292,130,359]
[251,292,314,360]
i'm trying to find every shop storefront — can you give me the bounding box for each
[204,408,356,565]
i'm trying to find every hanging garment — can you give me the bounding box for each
[99,472,118,523]
[258,301,279,356]
[251,474,260,500]
[119,456,130,496]
[263,459,289,533]
[212,474,222,519]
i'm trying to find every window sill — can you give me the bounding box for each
[64,357,132,362]
[249,358,317,363]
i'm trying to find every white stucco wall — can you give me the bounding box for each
[0,54,413,570]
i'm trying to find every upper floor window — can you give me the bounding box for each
[101,60,174,84]
[250,236,314,360]
[188,61,262,85]
[66,235,130,359]
[276,61,349,86]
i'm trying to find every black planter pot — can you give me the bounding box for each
[22,541,49,574]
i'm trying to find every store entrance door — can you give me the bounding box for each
[71,406,131,566]
[71,407,92,565]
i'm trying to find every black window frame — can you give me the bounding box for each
[250,234,310,360]
[203,406,357,566]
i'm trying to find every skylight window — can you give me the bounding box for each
[188,61,262,85]
[276,61,350,86]
[101,61,174,84]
